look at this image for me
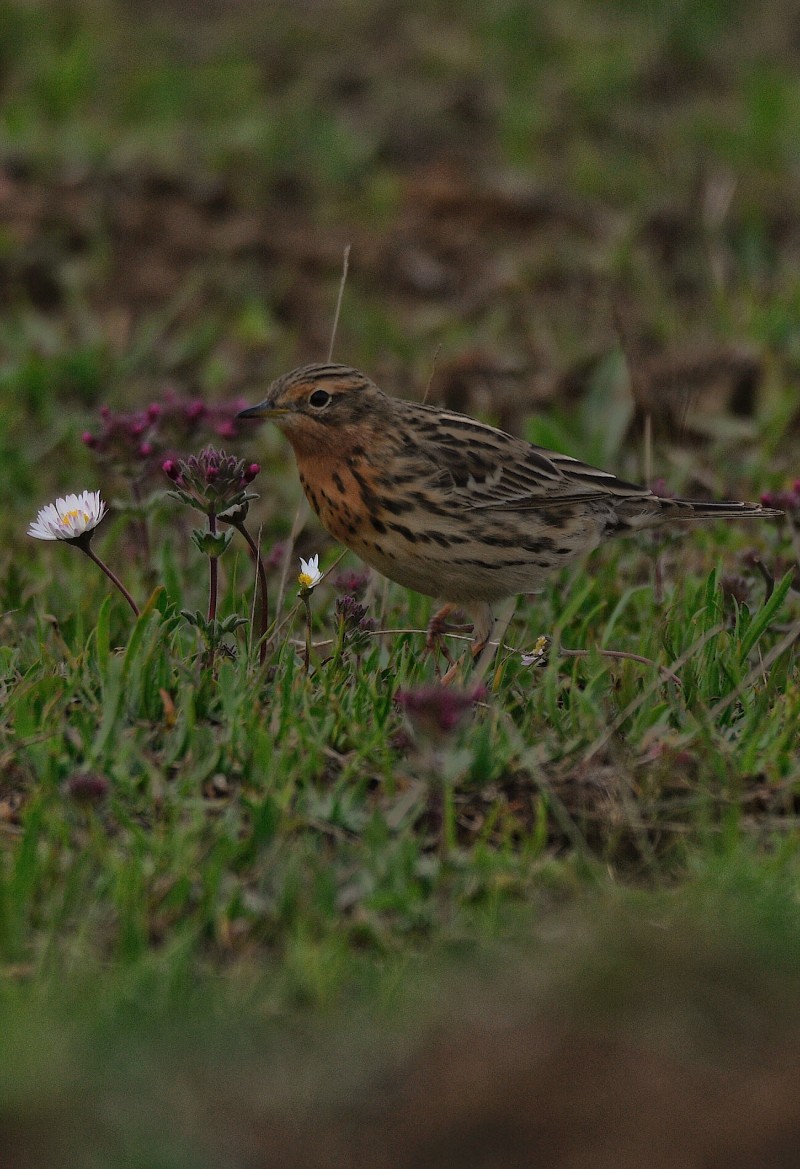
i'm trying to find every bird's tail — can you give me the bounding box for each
[660,497,781,521]
[613,492,781,533]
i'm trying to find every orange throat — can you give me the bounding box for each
[289,438,370,547]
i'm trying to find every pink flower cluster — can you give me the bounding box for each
[760,482,800,513]
[395,684,487,737]
[163,446,259,516]
[82,390,251,476]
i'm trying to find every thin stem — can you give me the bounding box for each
[235,520,269,664]
[79,543,140,617]
[327,243,350,362]
[331,613,347,672]
[422,343,442,405]
[273,501,309,625]
[559,647,682,687]
[788,515,800,575]
[302,595,312,674]
[303,627,683,687]
[207,511,218,674]
[208,512,218,624]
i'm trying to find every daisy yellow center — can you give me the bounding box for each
[61,509,89,526]
[298,572,314,588]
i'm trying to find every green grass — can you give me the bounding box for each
[5,495,799,974]
[3,0,800,1163]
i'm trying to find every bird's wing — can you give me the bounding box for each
[422,410,651,511]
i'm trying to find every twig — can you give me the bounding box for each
[422,343,442,405]
[302,622,685,689]
[327,243,351,362]
[560,647,682,687]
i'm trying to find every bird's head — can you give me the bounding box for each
[237,364,385,455]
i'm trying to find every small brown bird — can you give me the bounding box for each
[238,363,778,656]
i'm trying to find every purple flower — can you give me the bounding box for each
[83,392,250,481]
[164,446,260,517]
[335,595,377,651]
[649,477,676,500]
[760,488,800,512]
[333,568,370,598]
[265,540,288,570]
[66,771,110,803]
[395,684,486,737]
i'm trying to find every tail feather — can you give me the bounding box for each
[662,497,782,521]
[616,494,782,532]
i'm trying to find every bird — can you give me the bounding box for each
[237,363,779,660]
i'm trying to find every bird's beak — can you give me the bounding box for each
[236,400,288,420]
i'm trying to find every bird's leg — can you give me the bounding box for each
[468,603,495,659]
[425,602,457,667]
[439,604,495,686]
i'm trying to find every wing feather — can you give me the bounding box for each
[416,409,651,511]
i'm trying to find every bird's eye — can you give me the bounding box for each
[308,389,331,410]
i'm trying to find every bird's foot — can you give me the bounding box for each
[427,603,494,680]
[439,636,488,686]
[425,604,458,668]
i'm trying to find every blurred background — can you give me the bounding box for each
[4,1,800,1165]
[4,0,800,535]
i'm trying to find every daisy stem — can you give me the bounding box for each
[301,594,312,674]
[79,544,140,617]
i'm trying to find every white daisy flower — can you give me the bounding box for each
[298,553,322,590]
[28,491,106,542]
